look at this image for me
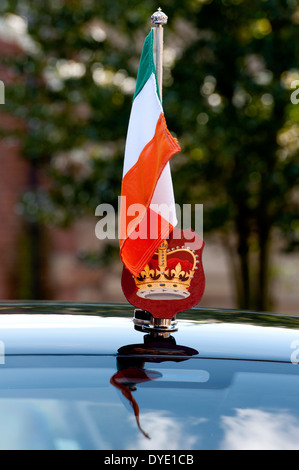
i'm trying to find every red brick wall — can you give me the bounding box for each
[0,137,29,299]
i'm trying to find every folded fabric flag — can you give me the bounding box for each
[120,29,181,276]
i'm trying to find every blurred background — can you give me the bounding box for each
[0,0,298,313]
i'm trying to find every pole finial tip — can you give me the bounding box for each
[151,8,168,25]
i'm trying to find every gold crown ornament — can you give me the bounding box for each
[134,240,198,300]
[121,228,205,321]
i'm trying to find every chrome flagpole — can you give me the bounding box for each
[151,8,168,101]
[149,9,178,335]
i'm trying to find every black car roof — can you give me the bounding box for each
[0,301,298,363]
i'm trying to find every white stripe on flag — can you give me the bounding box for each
[150,162,178,227]
[122,73,162,177]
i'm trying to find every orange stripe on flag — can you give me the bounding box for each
[120,208,173,276]
[120,113,180,275]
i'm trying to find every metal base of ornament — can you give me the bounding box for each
[133,309,178,335]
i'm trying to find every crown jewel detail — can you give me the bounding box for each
[134,240,197,300]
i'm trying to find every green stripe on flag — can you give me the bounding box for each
[133,29,161,101]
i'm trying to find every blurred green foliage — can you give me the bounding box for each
[0,0,298,309]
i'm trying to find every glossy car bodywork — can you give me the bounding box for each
[0,301,299,450]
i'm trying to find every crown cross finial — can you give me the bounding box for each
[157,241,168,270]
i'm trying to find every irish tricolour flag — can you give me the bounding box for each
[120,30,181,276]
